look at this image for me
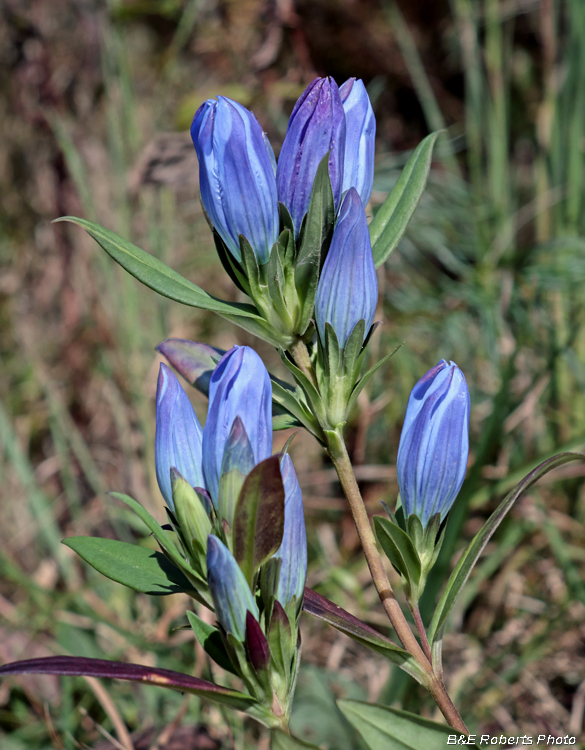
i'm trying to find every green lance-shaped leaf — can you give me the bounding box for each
[302,588,427,685]
[337,700,476,750]
[428,452,585,646]
[233,456,286,587]
[369,131,441,268]
[0,656,259,714]
[57,217,293,349]
[62,536,197,596]
[55,217,260,318]
[108,492,203,583]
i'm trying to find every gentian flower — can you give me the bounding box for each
[339,78,376,206]
[276,77,346,236]
[314,187,378,347]
[274,454,307,607]
[206,535,259,640]
[202,346,272,505]
[155,363,204,511]
[191,97,279,264]
[396,360,470,527]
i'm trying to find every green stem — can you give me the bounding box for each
[290,341,468,733]
[326,430,430,664]
[291,337,318,389]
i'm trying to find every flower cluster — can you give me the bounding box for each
[191,76,377,346]
[155,345,307,720]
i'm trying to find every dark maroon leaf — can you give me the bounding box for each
[0,656,256,711]
[245,611,270,673]
[234,456,285,586]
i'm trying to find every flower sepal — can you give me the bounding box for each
[314,320,373,429]
[373,508,445,605]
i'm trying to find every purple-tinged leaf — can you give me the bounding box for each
[233,456,285,587]
[0,656,256,711]
[245,611,270,673]
[156,339,224,397]
[302,588,426,683]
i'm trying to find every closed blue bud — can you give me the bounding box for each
[191,97,279,264]
[397,360,470,527]
[340,78,376,206]
[276,77,346,237]
[155,364,204,511]
[315,187,378,347]
[202,346,272,506]
[206,535,259,641]
[274,454,307,607]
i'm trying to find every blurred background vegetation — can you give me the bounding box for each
[1,0,585,747]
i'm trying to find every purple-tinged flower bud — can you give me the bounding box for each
[155,364,204,511]
[276,77,346,236]
[315,187,378,347]
[339,78,376,206]
[206,535,259,641]
[397,360,470,528]
[245,611,270,673]
[274,454,307,607]
[191,97,279,264]
[202,346,272,506]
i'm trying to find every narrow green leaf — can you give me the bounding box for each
[271,731,322,750]
[346,344,403,415]
[271,379,322,439]
[428,452,585,645]
[55,217,261,319]
[369,132,441,267]
[186,610,236,674]
[108,492,203,584]
[337,700,474,750]
[373,517,421,589]
[62,537,196,596]
[233,456,285,587]
[279,351,328,430]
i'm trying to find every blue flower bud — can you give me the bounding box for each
[397,360,470,527]
[315,187,378,347]
[274,454,307,607]
[191,97,279,264]
[155,364,204,510]
[206,535,259,641]
[276,77,346,236]
[202,346,272,506]
[339,78,376,206]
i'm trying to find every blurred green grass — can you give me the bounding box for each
[1,0,585,747]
